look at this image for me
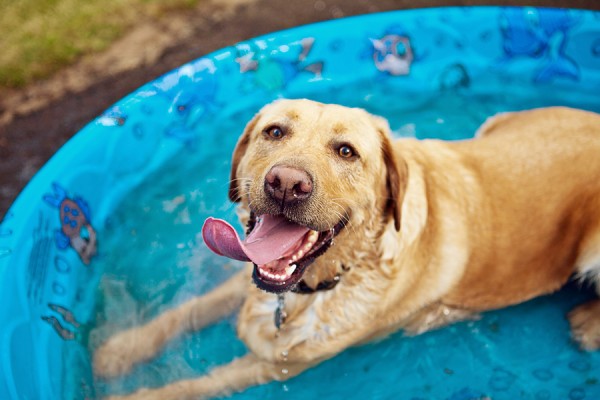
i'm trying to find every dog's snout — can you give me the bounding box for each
[265,165,313,204]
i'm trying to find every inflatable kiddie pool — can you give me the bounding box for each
[1,7,600,399]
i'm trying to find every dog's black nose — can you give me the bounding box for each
[265,165,313,204]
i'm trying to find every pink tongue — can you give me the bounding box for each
[202,215,310,265]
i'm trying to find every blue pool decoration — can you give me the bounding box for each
[1,7,600,400]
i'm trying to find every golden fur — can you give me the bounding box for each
[94,99,600,399]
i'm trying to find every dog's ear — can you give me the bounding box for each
[373,116,408,231]
[228,114,259,202]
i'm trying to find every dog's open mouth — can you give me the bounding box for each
[202,214,346,293]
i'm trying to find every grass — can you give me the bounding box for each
[0,0,200,88]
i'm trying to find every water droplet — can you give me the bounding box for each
[281,350,288,358]
[282,384,289,392]
[282,368,289,375]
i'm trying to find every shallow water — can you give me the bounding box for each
[86,76,600,399]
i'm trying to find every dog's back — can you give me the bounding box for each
[442,107,600,309]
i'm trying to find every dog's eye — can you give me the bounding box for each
[265,126,284,139]
[338,145,355,159]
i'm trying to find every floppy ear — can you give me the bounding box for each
[374,116,408,231]
[228,115,259,202]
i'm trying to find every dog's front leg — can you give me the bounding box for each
[95,268,250,378]
[402,301,479,336]
[105,353,313,400]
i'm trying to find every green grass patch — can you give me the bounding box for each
[0,0,201,88]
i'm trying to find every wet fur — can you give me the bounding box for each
[94,100,600,399]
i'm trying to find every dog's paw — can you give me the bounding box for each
[568,299,600,351]
[94,327,152,378]
[104,383,193,400]
[104,388,162,400]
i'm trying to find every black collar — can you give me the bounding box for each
[291,264,350,294]
[275,266,350,329]
[291,274,341,294]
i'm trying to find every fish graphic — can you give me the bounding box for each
[500,7,580,83]
[43,183,97,265]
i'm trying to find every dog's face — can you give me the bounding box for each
[229,99,406,292]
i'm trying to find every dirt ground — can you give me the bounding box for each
[0,0,598,218]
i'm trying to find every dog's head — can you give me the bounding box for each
[228,99,407,292]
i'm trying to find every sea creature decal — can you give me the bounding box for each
[235,37,323,92]
[439,63,471,91]
[42,303,81,341]
[43,183,97,265]
[499,7,581,82]
[152,59,220,147]
[371,33,414,76]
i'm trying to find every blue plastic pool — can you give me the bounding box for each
[1,7,600,400]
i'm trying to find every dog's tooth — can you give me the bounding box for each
[285,264,297,276]
[291,255,297,262]
[297,250,304,258]
[260,263,298,280]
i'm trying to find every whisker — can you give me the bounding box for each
[229,178,258,203]
[329,200,358,236]
[223,177,254,190]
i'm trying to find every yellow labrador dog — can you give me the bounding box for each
[94,99,600,399]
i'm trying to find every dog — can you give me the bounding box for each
[94,99,600,399]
